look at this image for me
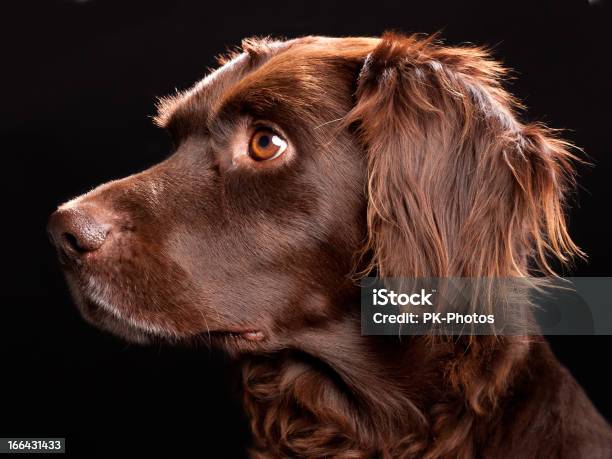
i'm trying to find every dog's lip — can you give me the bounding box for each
[210,328,266,342]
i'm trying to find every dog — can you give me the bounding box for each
[48,34,611,458]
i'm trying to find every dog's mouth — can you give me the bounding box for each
[82,293,267,346]
[66,272,268,347]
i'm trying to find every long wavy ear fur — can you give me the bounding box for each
[346,33,583,279]
[343,34,585,453]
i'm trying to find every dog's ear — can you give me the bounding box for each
[346,33,583,278]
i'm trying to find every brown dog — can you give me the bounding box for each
[48,34,611,458]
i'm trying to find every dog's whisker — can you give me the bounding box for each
[313,117,344,130]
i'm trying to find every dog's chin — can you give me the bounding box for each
[64,273,160,345]
[83,296,153,344]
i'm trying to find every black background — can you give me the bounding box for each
[2,1,611,457]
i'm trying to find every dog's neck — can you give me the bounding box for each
[241,311,532,456]
[287,315,443,419]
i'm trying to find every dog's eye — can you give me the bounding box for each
[248,128,287,161]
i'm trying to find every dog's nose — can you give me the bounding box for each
[47,205,111,260]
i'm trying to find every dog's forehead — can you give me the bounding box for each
[153,38,302,130]
[189,39,295,108]
[154,36,377,132]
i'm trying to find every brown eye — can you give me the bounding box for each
[248,128,287,161]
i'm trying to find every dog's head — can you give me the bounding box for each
[48,34,580,351]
